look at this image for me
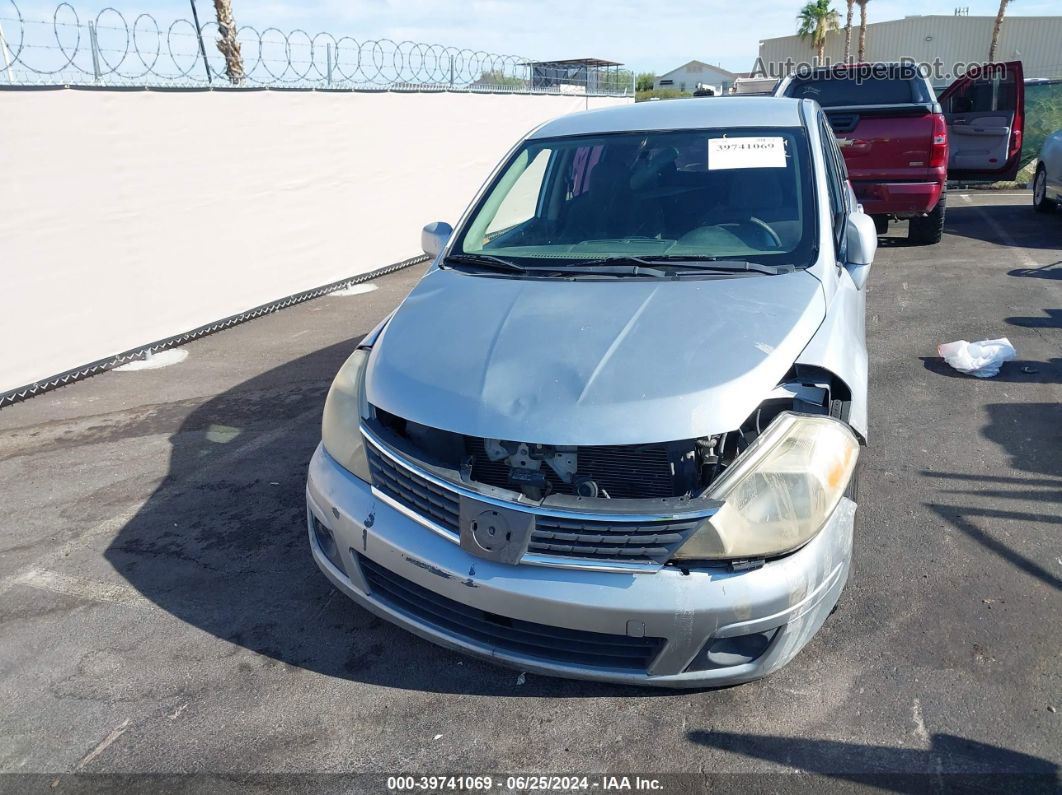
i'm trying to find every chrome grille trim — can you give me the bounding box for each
[361,423,719,572]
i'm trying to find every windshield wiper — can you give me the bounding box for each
[445,254,670,279]
[444,253,527,274]
[548,263,670,278]
[655,256,793,275]
[570,256,790,276]
[445,253,787,278]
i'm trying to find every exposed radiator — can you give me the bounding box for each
[467,437,678,499]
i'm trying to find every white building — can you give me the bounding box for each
[654,60,740,95]
[757,14,1062,87]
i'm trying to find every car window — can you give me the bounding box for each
[819,116,847,255]
[786,67,932,107]
[455,127,818,270]
[942,69,1018,114]
[484,148,552,238]
[825,119,851,209]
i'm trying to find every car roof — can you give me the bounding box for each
[527,97,808,140]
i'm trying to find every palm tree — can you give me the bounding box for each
[988,0,1014,62]
[843,0,855,61]
[856,0,871,62]
[213,0,245,84]
[797,0,841,65]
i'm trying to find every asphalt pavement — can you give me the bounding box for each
[0,192,1059,789]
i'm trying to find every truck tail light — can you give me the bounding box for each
[929,113,948,168]
[1009,127,1022,159]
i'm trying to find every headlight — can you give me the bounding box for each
[672,413,858,561]
[321,348,372,482]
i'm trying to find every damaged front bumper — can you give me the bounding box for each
[306,444,854,688]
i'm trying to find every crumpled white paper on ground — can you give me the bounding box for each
[937,337,1017,378]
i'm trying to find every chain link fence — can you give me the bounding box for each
[1023,79,1062,165]
[0,0,633,95]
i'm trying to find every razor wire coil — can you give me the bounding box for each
[0,0,630,94]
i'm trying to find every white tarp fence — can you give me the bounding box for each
[0,89,629,395]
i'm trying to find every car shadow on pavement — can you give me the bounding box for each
[1006,308,1062,329]
[685,730,1059,789]
[103,338,673,697]
[919,400,1062,593]
[1009,261,1062,280]
[924,502,1062,592]
[944,203,1062,250]
[981,402,1062,479]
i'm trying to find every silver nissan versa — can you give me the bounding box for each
[306,97,877,687]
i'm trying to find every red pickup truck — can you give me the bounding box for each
[777,62,1024,244]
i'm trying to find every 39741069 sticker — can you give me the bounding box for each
[708,136,787,170]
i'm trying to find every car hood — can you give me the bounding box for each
[366,268,826,445]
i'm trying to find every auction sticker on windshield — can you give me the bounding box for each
[708,136,787,170]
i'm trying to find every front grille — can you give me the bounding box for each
[358,554,665,671]
[367,439,705,566]
[530,516,701,564]
[367,445,459,536]
[468,438,676,499]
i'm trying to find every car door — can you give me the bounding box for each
[939,61,1024,181]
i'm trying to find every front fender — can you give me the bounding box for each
[796,269,868,441]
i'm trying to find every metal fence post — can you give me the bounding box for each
[0,22,14,83]
[188,0,212,84]
[88,21,101,82]
[326,43,333,86]
[448,54,454,89]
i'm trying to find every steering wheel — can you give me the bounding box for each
[697,213,784,250]
[745,216,784,249]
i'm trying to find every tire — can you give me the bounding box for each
[872,214,889,235]
[908,191,946,245]
[1033,165,1058,213]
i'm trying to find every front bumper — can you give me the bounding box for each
[306,444,854,688]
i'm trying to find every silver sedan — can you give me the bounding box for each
[1033,129,1062,214]
[306,97,876,687]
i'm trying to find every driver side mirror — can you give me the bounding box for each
[844,211,877,290]
[422,221,453,258]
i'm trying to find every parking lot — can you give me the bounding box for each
[0,192,1059,784]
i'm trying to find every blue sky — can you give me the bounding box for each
[8,0,1061,74]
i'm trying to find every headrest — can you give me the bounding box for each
[630,147,679,192]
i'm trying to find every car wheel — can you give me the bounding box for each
[908,191,946,245]
[871,214,889,235]
[1033,165,1057,213]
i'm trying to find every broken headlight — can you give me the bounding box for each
[671,413,858,561]
[321,348,372,483]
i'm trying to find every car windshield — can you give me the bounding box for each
[452,126,817,270]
